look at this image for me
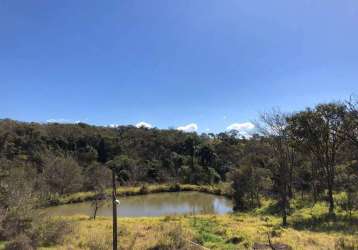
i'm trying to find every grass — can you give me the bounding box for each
[55,183,231,205]
[37,187,358,249]
[41,200,358,250]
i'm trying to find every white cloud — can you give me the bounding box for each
[46,118,66,123]
[108,124,120,128]
[135,121,153,129]
[227,122,255,137]
[46,118,78,123]
[177,123,198,133]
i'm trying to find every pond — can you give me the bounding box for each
[44,191,233,217]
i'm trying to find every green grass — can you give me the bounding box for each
[34,188,358,249]
[0,241,6,250]
[50,206,357,250]
[190,217,240,249]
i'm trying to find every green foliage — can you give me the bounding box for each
[0,119,246,188]
[190,218,243,249]
[42,155,83,195]
[1,99,358,243]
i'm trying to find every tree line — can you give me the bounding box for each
[231,98,358,225]
[1,97,358,227]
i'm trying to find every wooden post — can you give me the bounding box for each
[112,168,118,250]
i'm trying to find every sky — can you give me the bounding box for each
[1,0,358,134]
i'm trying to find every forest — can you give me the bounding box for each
[1,98,358,249]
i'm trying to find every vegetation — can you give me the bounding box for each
[26,198,358,250]
[1,97,358,249]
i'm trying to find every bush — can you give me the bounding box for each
[42,155,84,195]
[139,185,149,194]
[83,233,112,250]
[1,211,72,248]
[169,183,181,192]
[336,192,358,218]
[5,234,34,250]
[335,237,358,250]
[35,218,73,246]
[0,208,34,240]
[150,224,192,250]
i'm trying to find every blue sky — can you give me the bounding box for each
[1,0,358,133]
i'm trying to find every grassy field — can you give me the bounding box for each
[38,200,357,250]
[2,187,356,249]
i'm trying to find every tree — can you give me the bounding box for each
[84,163,112,219]
[288,103,346,215]
[344,97,358,148]
[231,164,270,210]
[260,110,294,226]
[91,192,107,220]
[0,166,37,240]
[84,162,111,191]
[42,155,83,195]
[336,161,358,219]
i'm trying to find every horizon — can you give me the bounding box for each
[1,0,358,134]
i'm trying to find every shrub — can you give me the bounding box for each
[0,208,34,240]
[42,155,83,195]
[150,224,192,250]
[139,185,149,194]
[83,233,112,250]
[35,218,73,246]
[5,234,34,250]
[169,183,181,192]
[335,237,358,250]
[336,192,358,218]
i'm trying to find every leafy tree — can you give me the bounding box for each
[42,155,83,195]
[231,164,270,210]
[344,97,358,148]
[84,162,111,191]
[288,103,346,215]
[336,161,358,219]
[260,110,294,226]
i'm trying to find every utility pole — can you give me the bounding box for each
[112,168,118,250]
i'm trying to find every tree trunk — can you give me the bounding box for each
[112,169,118,250]
[93,202,98,220]
[281,190,288,227]
[282,202,287,227]
[256,192,261,208]
[312,182,318,204]
[328,183,335,216]
[301,189,304,200]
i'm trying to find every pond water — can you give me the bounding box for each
[44,191,233,217]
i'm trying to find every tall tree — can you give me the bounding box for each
[260,110,294,226]
[344,97,358,148]
[288,103,346,215]
[42,155,83,195]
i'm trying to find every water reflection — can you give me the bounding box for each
[44,191,233,217]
